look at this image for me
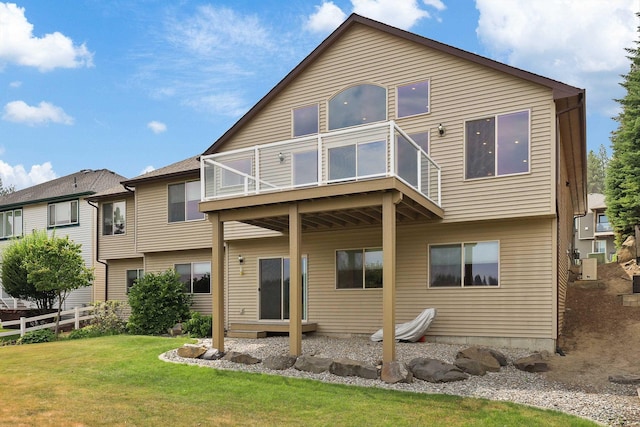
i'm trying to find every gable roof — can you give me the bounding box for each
[121,155,200,186]
[202,13,585,156]
[0,169,127,209]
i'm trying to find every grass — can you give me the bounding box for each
[0,327,19,342]
[0,335,598,427]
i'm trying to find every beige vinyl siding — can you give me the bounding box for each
[135,181,280,253]
[226,217,555,340]
[214,24,556,223]
[106,258,143,302]
[99,196,138,259]
[92,261,106,302]
[144,249,214,314]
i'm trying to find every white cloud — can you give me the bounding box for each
[147,120,167,134]
[422,0,446,11]
[0,160,56,190]
[139,165,155,175]
[2,100,74,126]
[475,0,637,115]
[0,2,93,72]
[306,2,347,33]
[9,80,21,88]
[351,0,430,29]
[183,93,248,118]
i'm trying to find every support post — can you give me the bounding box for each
[210,212,225,351]
[289,203,302,356]
[382,192,397,363]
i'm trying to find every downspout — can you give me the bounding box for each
[87,200,108,301]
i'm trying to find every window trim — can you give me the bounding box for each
[335,247,383,290]
[0,208,23,239]
[174,261,211,294]
[292,103,320,138]
[102,200,126,236]
[327,83,388,131]
[396,79,430,119]
[47,199,79,228]
[464,109,531,181]
[126,268,144,294]
[167,180,205,223]
[428,240,500,288]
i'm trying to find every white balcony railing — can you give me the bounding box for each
[201,121,442,207]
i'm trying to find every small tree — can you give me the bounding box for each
[127,270,192,335]
[21,231,94,335]
[1,232,57,310]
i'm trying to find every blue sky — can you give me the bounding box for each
[0,0,637,189]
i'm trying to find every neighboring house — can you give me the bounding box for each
[574,193,615,262]
[94,14,586,363]
[0,169,126,310]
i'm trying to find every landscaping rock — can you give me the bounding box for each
[454,357,487,376]
[294,355,333,373]
[168,323,182,336]
[177,344,206,359]
[264,355,297,370]
[200,348,223,360]
[408,357,468,383]
[514,353,549,372]
[617,235,636,264]
[381,361,413,384]
[222,351,261,365]
[455,346,502,372]
[330,357,378,379]
[609,374,640,384]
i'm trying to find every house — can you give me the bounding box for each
[94,14,586,364]
[574,193,615,262]
[0,169,126,309]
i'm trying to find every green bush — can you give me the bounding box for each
[126,270,192,335]
[184,312,212,338]
[68,326,97,340]
[18,328,55,344]
[90,300,127,335]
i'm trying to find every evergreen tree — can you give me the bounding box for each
[587,144,608,194]
[606,17,640,245]
[0,178,15,196]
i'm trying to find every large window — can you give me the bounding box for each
[103,201,126,235]
[126,269,144,294]
[429,241,499,287]
[336,248,382,289]
[48,200,79,227]
[176,262,211,294]
[168,181,204,223]
[397,80,429,117]
[0,209,22,239]
[328,84,387,130]
[293,104,319,137]
[465,110,530,179]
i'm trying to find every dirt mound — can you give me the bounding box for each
[547,262,640,392]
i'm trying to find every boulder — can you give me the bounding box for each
[617,235,636,264]
[222,351,261,365]
[454,358,487,376]
[168,323,183,337]
[264,355,297,370]
[514,353,549,372]
[177,344,206,359]
[329,357,378,379]
[294,355,333,373]
[609,374,640,384]
[200,348,223,360]
[455,346,502,372]
[408,358,469,383]
[381,361,413,384]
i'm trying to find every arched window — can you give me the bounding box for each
[328,84,387,130]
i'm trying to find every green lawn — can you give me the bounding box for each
[0,335,597,427]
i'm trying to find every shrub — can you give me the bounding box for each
[126,270,192,335]
[184,312,212,338]
[90,300,127,335]
[68,326,98,340]
[18,328,55,344]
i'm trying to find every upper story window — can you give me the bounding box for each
[0,209,22,239]
[168,181,204,223]
[397,80,429,118]
[292,104,319,137]
[596,213,612,232]
[336,248,382,289]
[48,200,78,227]
[103,201,126,235]
[429,241,499,287]
[465,110,530,179]
[328,84,387,130]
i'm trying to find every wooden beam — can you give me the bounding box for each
[210,212,225,352]
[299,192,384,214]
[219,204,290,222]
[289,203,302,356]
[382,192,397,363]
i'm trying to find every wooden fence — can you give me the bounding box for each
[0,306,95,338]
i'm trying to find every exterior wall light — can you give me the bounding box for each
[278,152,285,162]
[438,124,445,137]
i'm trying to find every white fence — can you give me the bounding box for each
[0,306,95,338]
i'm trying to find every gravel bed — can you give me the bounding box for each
[160,335,639,426]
